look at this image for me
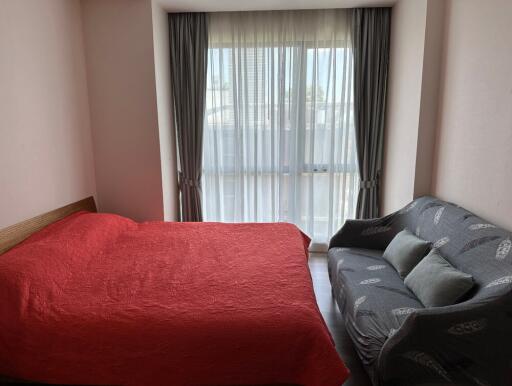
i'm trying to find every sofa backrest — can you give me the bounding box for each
[394,196,512,301]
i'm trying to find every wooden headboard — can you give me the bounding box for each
[0,196,97,255]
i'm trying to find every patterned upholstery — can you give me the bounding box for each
[328,248,423,377]
[328,196,512,386]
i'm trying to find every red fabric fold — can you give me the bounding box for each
[0,212,349,386]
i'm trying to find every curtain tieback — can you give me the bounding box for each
[179,172,201,188]
[360,179,378,189]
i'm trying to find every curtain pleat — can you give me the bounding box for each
[351,8,391,219]
[203,10,359,248]
[168,13,208,221]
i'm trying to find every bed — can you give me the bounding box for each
[0,197,349,386]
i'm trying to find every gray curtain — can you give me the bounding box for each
[168,13,208,221]
[351,8,391,219]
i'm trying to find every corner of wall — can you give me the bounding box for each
[381,0,427,215]
[381,0,446,214]
[151,0,180,221]
[413,0,446,198]
[80,0,165,222]
[78,0,98,205]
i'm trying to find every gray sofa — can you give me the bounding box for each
[328,196,512,386]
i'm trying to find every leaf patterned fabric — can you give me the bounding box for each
[328,196,512,386]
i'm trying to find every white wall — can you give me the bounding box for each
[151,1,179,221]
[432,0,512,229]
[381,0,444,214]
[0,0,96,228]
[81,0,165,222]
[414,0,445,198]
[381,0,427,214]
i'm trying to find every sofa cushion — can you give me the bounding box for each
[328,247,424,372]
[382,196,512,300]
[382,229,431,278]
[404,249,474,307]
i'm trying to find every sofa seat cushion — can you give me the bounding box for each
[328,247,424,371]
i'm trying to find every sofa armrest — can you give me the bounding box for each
[328,212,398,251]
[377,297,512,386]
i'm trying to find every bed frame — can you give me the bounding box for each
[0,196,97,255]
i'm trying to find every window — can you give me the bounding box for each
[202,10,359,249]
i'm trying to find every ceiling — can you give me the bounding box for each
[157,0,395,13]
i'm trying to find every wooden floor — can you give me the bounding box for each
[309,253,372,386]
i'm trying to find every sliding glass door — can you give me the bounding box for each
[202,10,358,249]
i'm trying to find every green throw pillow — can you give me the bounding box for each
[404,250,474,308]
[383,229,430,278]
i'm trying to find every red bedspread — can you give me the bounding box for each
[0,212,349,386]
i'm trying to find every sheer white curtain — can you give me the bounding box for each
[202,10,359,249]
